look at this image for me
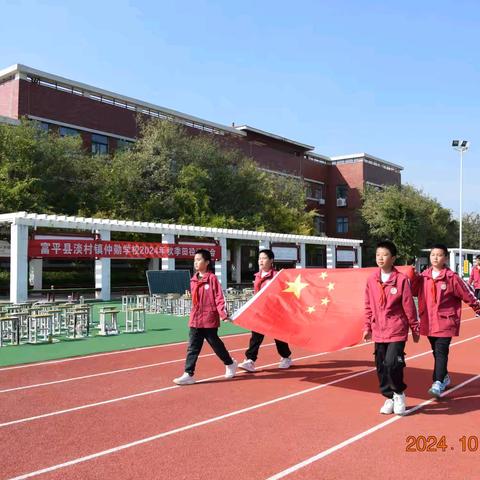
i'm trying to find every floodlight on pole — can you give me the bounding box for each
[451,140,470,277]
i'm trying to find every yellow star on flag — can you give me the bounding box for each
[321,297,330,306]
[320,272,328,280]
[327,282,335,292]
[306,306,316,314]
[283,274,309,299]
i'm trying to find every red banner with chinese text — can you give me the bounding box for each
[28,240,221,260]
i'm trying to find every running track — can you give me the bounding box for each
[1,309,479,480]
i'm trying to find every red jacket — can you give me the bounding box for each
[364,268,419,343]
[469,266,480,289]
[189,271,228,328]
[412,267,480,337]
[253,269,277,294]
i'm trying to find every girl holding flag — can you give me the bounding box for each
[173,249,237,385]
[238,249,293,372]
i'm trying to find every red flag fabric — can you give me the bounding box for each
[232,266,415,352]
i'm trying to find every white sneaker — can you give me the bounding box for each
[393,392,406,415]
[225,359,238,379]
[379,398,394,414]
[238,359,256,372]
[173,372,195,385]
[428,381,444,398]
[278,357,292,369]
[443,374,451,389]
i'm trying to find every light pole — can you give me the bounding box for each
[452,140,470,277]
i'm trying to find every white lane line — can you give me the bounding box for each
[6,339,480,480]
[0,331,251,372]
[0,343,276,394]
[2,329,479,430]
[2,315,478,394]
[2,320,479,428]
[1,305,473,372]
[265,374,480,480]
[0,341,373,429]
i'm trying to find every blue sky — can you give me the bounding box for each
[2,0,480,215]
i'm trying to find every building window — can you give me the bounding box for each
[313,215,325,235]
[336,216,349,233]
[365,181,384,192]
[116,138,134,151]
[336,184,348,207]
[306,244,326,267]
[305,180,325,203]
[91,134,109,154]
[59,126,79,137]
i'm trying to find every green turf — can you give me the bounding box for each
[0,301,247,367]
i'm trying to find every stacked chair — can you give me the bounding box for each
[0,300,92,346]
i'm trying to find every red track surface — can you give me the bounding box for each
[1,309,479,480]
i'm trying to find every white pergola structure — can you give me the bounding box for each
[447,248,480,277]
[0,212,363,303]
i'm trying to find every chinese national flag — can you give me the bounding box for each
[232,266,414,352]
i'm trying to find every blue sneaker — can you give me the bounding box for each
[428,381,445,398]
[442,374,451,389]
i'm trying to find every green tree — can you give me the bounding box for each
[360,184,457,264]
[0,119,105,215]
[463,212,480,250]
[107,119,314,233]
[0,118,313,234]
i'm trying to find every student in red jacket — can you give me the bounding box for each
[363,241,420,415]
[173,249,237,385]
[469,255,480,300]
[413,244,480,397]
[238,249,292,372]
